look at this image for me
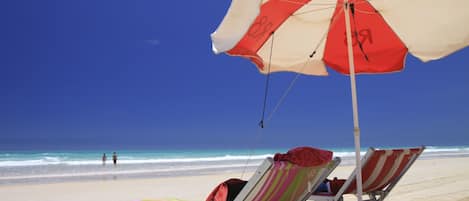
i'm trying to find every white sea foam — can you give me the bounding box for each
[0,154,273,167]
[424,146,469,152]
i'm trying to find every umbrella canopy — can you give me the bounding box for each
[211,0,469,75]
[211,0,469,200]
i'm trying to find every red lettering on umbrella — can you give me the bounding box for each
[343,29,373,46]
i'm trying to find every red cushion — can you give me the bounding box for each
[274,146,333,167]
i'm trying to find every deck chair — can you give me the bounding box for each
[309,146,425,201]
[232,156,341,201]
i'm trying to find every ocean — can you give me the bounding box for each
[0,146,468,185]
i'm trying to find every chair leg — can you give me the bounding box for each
[308,195,340,201]
[368,191,385,201]
[368,193,378,201]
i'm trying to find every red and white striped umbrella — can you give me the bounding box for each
[211,0,469,200]
[211,0,469,76]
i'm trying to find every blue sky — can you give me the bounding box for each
[1,1,468,150]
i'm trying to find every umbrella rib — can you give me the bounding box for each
[354,8,379,15]
[259,32,276,129]
[279,0,308,6]
[265,15,336,123]
[350,3,370,61]
[292,6,337,16]
[280,0,336,6]
[354,0,380,15]
[266,73,301,123]
[307,6,343,58]
[264,8,346,123]
[291,0,372,16]
[264,40,324,123]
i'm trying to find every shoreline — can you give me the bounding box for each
[2,156,469,201]
[1,150,469,186]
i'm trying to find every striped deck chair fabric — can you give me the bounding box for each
[309,146,425,201]
[234,157,340,201]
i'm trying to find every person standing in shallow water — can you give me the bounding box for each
[102,153,107,166]
[112,152,117,166]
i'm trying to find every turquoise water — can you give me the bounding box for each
[0,146,468,185]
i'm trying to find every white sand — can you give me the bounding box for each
[1,157,469,201]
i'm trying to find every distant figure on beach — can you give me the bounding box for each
[112,152,117,166]
[102,153,107,166]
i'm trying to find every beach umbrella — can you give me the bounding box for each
[210,0,469,200]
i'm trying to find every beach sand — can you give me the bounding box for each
[1,157,469,201]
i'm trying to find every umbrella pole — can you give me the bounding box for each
[344,2,363,201]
